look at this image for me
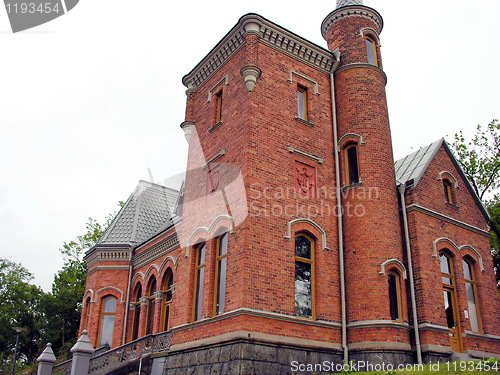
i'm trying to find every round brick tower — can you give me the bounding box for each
[322,1,412,364]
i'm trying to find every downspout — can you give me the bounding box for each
[122,247,134,345]
[398,184,422,364]
[329,49,348,362]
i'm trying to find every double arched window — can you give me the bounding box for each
[463,258,481,333]
[162,270,174,331]
[145,277,157,335]
[193,242,207,321]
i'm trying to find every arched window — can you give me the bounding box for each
[388,271,402,321]
[443,179,454,204]
[214,232,228,315]
[145,277,157,335]
[365,36,377,66]
[161,270,173,331]
[98,296,117,347]
[463,258,481,333]
[344,143,360,185]
[440,252,462,352]
[193,242,206,321]
[295,234,314,319]
[83,297,91,330]
[131,283,142,340]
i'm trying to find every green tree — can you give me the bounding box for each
[451,119,500,287]
[41,212,117,359]
[452,119,500,201]
[0,258,44,372]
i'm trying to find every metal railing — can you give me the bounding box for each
[52,331,172,375]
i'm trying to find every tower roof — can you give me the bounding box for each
[336,0,363,8]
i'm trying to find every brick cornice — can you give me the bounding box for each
[182,14,334,91]
[321,5,383,40]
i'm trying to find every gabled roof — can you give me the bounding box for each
[394,139,489,220]
[94,181,179,248]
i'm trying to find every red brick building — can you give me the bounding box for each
[80,0,500,372]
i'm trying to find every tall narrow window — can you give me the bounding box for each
[214,233,228,315]
[83,297,91,330]
[145,277,157,335]
[193,243,206,321]
[161,270,173,332]
[440,252,462,352]
[463,259,481,332]
[345,143,360,185]
[131,283,142,340]
[443,180,453,204]
[295,234,314,318]
[297,86,308,121]
[365,36,377,66]
[388,271,402,321]
[214,90,223,124]
[99,296,117,347]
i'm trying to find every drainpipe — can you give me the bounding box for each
[329,49,348,362]
[122,247,134,345]
[398,184,422,364]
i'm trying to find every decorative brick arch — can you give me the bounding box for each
[145,264,161,280]
[159,256,179,274]
[432,237,484,272]
[437,171,459,188]
[83,289,94,303]
[185,214,236,257]
[338,132,366,148]
[284,218,329,250]
[131,272,145,287]
[379,258,407,279]
[95,286,125,303]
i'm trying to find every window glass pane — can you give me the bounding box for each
[297,90,305,119]
[99,315,115,346]
[443,290,455,328]
[216,257,227,315]
[295,236,311,259]
[219,233,228,256]
[388,274,399,320]
[103,297,117,313]
[195,267,204,320]
[440,254,450,274]
[347,146,359,184]
[463,259,472,280]
[466,283,479,332]
[198,244,206,266]
[442,276,452,285]
[295,261,312,318]
[366,38,375,65]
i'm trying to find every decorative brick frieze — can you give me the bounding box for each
[133,233,179,269]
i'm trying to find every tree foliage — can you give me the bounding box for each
[452,119,500,201]
[0,258,44,371]
[451,119,500,287]
[41,214,115,359]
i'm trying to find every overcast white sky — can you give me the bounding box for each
[1,0,499,292]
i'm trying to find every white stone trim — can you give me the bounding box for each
[432,237,485,272]
[347,320,410,330]
[284,218,329,250]
[207,75,229,102]
[185,215,236,257]
[288,146,323,164]
[379,259,408,279]
[287,71,320,95]
[95,286,125,304]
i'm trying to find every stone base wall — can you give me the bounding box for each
[162,339,342,375]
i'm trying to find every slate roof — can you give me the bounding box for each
[394,138,443,186]
[94,180,179,247]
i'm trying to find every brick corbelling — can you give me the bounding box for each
[321,5,383,40]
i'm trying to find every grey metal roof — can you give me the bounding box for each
[336,0,363,8]
[96,181,179,247]
[394,138,444,186]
